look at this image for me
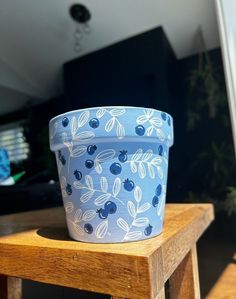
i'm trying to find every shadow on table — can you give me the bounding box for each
[37,227,71,241]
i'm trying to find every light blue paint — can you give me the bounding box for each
[49,106,174,243]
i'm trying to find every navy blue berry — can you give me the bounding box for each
[62,117,69,127]
[118,150,128,163]
[58,150,66,165]
[66,183,72,196]
[110,163,122,175]
[89,118,99,128]
[105,201,117,214]
[123,179,135,191]
[87,145,97,155]
[152,195,159,207]
[85,160,94,169]
[144,224,153,236]
[135,125,145,136]
[161,112,167,121]
[74,170,82,180]
[167,116,171,126]
[97,208,109,219]
[155,184,162,196]
[84,223,93,234]
[158,145,163,156]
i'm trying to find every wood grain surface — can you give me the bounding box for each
[0,204,214,299]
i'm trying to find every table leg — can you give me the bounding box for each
[169,244,200,299]
[155,287,165,299]
[0,276,22,299]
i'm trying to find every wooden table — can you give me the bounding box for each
[0,204,214,299]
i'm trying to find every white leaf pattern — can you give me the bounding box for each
[136,115,148,125]
[116,123,125,139]
[112,178,121,197]
[95,161,103,174]
[117,218,129,232]
[70,116,77,136]
[80,190,94,203]
[142,149,153,161]
[124,231,142,241]
[94,194,111,206]
[146,126,154,136]
[73,131,95,142]
[74,209,82,223]
[109,109,126,116]
[156,129,166,141]
[65,202,74,213]
[127,201,136,218]
[100,177,108,193]
[73,181,84,189]
[96,108,106,118]
[134,186,142,202]
[138,162,146,178]
[157,166,164,179]
[95,149,116,162]
[144,109,154,118]
[85,175,93,189]
[95,220,108,239]
[60,176,66,189]
[148,163,155,179]
[133,217,149,227]
[150,117,162,128]
[73,223,84,236]
[151,157,162,166]
[82,210,96,221]
[71,145,87,157]
[130,161,137,173]
[78,111,90,128]
[137,203,151,213]
[105,117,115,132]
[132,149,143,161]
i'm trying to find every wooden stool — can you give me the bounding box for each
[0,204,214,299]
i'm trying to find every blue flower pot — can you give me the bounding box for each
[49,106,173,243]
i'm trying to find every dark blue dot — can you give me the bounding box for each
[155,184,162,196]
[152,195,159,207]
[104,201,117,214]
[85,160,94,169]
[167,116,171,126]
[135,125,145,136]
[158,145,163,156]
[110,163,122,175]
[62,117,69,127]
[144,224,153,236]
[123,179,135,191]
[89,118,99,128]
[161,112,167,121]
[84,223,93,234]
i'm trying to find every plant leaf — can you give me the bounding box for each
[105,117,115,132]
[100,177,108,192]
[82,210,96,221]
[95,220,108,239]
[112,177,121,197]
[124,231,142,241]
[134,186,142,202]
[117,218,129,232]
[80,190,94,203]
[94,194,111,206]
[132,217,149,227]
[78,111,90,128]
[127,201,136,218]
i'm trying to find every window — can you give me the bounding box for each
[0,122,30,162]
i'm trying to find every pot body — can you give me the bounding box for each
[49,106,173,243]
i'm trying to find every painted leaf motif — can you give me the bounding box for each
[96,108,106,118]
[60,176,66,189]
[94,161,103,174]
[132,217,149,227]
[71,145,87,157]
[116,123,125,139]
[85,175,93,189]
[80,190,94,203]
[157,166,164,179]
[70,116,77,136]
[156,129,166,142]
[127,201,136,218]
[105,117,115,132]
[65,201,74,213]
[95,220,108,239]
[78,111,90,128]
[151,157,162,166]
[138,162,146,179]
[148,163,155,179]
[130,161,137,173]
[144,109,154,118]
[150,117,163,128]
[124,231,142,241]
[62,132,68,143]
[64,141,73,153]
[112,177,121,197]
[134,186,142,202]
[62,189,67,198]
[146,125,154,136]
[94,194,111,206]
[132,149,143,161]
[136,115,148,125]
[96,149,116,162]
[137,202,151,213]
[110,108,126,116]
[117,218,129,232]
[74,209,82,223]
[73,223,84,236]
[82,210,96,221]
[50,122,58,140]
[142,149,153,161]
[100,177,108,193]
[73,181,84,189]
[74,131,95,142]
